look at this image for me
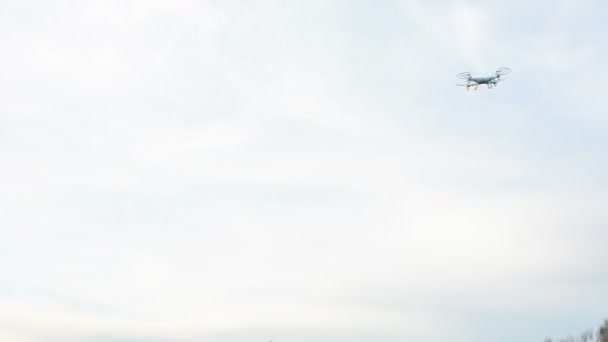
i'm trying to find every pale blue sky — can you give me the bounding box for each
[1,1,607,341]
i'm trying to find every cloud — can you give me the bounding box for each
[1,1,607,341]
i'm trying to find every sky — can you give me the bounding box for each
[1,1,607,341]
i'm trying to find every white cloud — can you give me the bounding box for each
[1,1,607,341]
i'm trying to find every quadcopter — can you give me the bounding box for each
[456,67,511,90]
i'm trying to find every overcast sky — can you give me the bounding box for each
[1,1,607,341]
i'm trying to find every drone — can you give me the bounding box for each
[456,67,511,90]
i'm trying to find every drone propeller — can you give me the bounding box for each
[495,67,511,76]
[456,71,472,80]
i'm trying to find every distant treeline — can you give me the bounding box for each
[544,319,608,342]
